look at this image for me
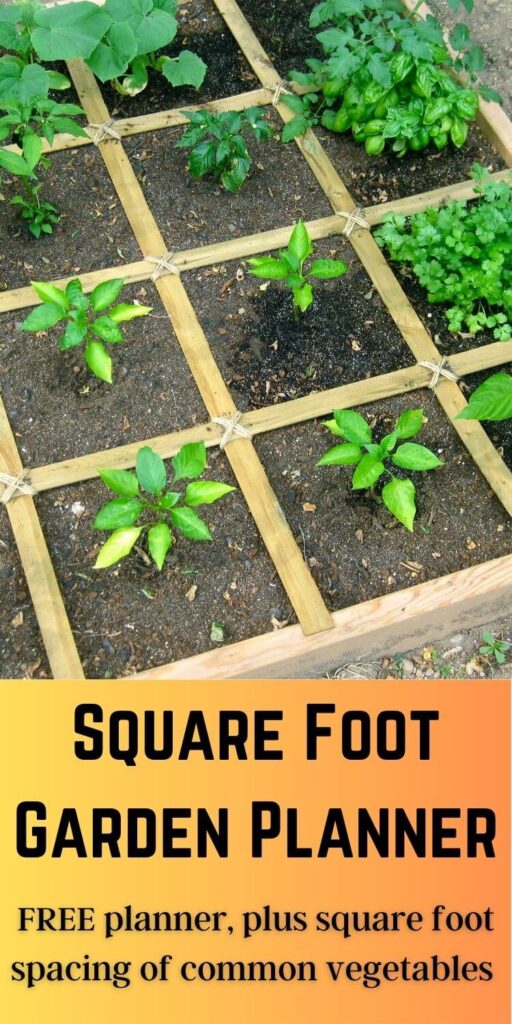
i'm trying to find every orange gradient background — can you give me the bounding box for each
[0,679,509,1024]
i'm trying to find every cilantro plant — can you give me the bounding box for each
[248,220,347,313]
[281,0,499,156]
[456,373,512,422]
[0,64,87,237]
[21,278,152,383]
[30,0,206,98]
[316,407,443,530]
[93,443,235,570]
[176,107,273,192]
[375,166,512,339]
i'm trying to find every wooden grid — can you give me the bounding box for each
[1,0,512,679]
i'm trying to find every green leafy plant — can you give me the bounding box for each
[248,220,347,313]
[479,631,511,665]
[375,166,512,340]
[456,373,512,422]
[30,0,206,97]
[0,64,87,237]
[281,0,499,155]
[93,443,235,570]
[0,3,70,87]
[316,407,443,530]
[176,107,273,192]
[21,277,151,383]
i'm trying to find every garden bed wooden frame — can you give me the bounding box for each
[1,0,512,679]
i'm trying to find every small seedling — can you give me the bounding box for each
[93,443,235,570]
[0,63,87,237]
[479,631,511,665]
[176,107,273,192]
[316,407,443,531]
[248,220,347,313]
[456,373,512,422]
[21,277,151,383]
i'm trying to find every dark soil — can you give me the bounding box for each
[0,511,50,679]
[185,240,414,409]
[237,0,505,205]
[33,451,296,678]
[100,0,259,120]
[0,147,141,292]
[461,370,512,470]
[255,391,512,613]
[0,282,207,467]
[131,110,331,251]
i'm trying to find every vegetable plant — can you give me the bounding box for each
[93,443,235,570]
[0,64,87,237]
[248,220,347,313]
[479,631,511,665]
[316,407,443,530]
[281,0,499,156]
[29,0,207,97]
[0,3,70,88]
[21,277,152,383]
[176,107,273,192]
[375,166,512,340]
[456,373,512,422]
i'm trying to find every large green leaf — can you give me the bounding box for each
[170,506,212,541]
[172,442,206,482]
[395,408,423,439]
[308,258,347,279]
[30,281,69,312]
[18,64,50,106]
[60,321,87,350]
[110,303,152,322]
[22,303,65,332]
[94,526,143,569]
[148,522,173,570]
[391,443,443,471]
[457,374,512,422]
[382,477,416,531]
[92,316,124,344]
[32,2,112,61]
[0,149,30,177]
[247,256,289,280]
[288,220,313,264]
[87,22,138,82]
[333,409,373,446]
[184,481,235,506]
[352,453,385,489]
[93,496,143,530]
[114,55,149,96]
[160,50,207,89]
[90,277,124,312]
[136,446,167,494]
[98,468,139,497]
[85,341,112,383]
[316,443,362,466]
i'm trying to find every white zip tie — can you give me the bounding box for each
[334,207,370,236]
[212,412,252,449]
[0,469,36,505]
[419,358,460,389]
[88,119,121,145]
[146,253,181,282]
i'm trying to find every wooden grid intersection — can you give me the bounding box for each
[1,0,512,678]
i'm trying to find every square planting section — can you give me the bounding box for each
[34,451,296,678]
[0,510,50,679]
[100,0,259,119]
[184,242,414,409]
[254,391,512,613]
[131,113,332,251]
[0,283,206,466]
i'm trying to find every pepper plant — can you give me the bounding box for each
[375,166,512,339]
[456,373,512,422]
[176,107,273,192]
[93,443,235,570]
[248,220,347,313]
[21,278,152,383]
[316,407,443,530]
[29,0,206,97]
[281,0,499,155]
[0,64,87,237]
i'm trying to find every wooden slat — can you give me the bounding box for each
[0,89,270,159]
[365,169,511,225]
[66,58,333,637]
[135,552,512,678]
[0,401,83,678]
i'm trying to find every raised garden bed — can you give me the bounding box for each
[1,0,512,679]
